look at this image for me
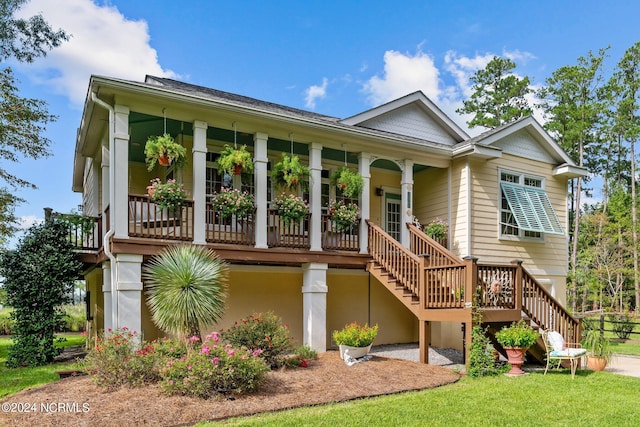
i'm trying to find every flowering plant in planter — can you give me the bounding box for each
[328,199,360,232]
[272,193,309,225]
[424,217,448,240]
[332,322,379,347]
[147,178,187,210]
[495,320,539,349]
[211,187,255,219]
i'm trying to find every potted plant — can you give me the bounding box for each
[495,320,539,376]
[211,187,255,220]
[146,178,187,211]
[331,166,364,199]
[271,153,310,192]
[217,144,254,176]
[333,322,379,360]
[582,329,612,371]
[144,134,187,171]
[272,193,309,226]
[424,217,448,241]
[328,199,360,232]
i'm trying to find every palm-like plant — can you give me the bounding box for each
[143,245,229,340]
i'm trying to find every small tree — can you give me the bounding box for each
[0,220,81,367]
[143,245,229,340]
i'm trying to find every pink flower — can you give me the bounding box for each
[252,349,263,357]
[200,345,210,355]
[227,349,235,357]
[169,380,174,385]
[187,365,192,370]
[212,357,220,365]
[189,336,200,343]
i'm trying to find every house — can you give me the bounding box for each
[70,75,587,363]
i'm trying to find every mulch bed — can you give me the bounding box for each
[0,351,460,427]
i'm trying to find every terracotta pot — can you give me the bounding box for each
[233,164,243,175]
[158,155,170,166]
[504,347,528,375]
[587,355,607,371]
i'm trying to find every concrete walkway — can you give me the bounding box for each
[606,354,640,378]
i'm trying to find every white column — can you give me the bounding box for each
[302,263,328,353]
[309,143,323,251]
[401,159,414,248]
[113,105,130,239]
[254,132,269,248]
[192,121,208,244]
[113,254,143,335]
[102,262,112,333]
[358,152,371,254]
[101,145,110,237]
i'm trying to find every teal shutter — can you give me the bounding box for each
[500,183,564,235]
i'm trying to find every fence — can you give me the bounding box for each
[582,313,640,340]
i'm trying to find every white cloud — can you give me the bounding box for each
[362,49,441,106]
[18,215,44,230]
[304,77,329,109]
[15,0,177,107]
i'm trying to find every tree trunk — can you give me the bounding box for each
[631,139,639,310]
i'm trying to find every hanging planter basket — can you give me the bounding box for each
[331,166,364,199]
[144,133,187,171]
[271,153,310,193]
[217,144,254,176]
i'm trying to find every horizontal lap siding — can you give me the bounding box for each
[450,159,468,257]
[469,155,569,280]
[414,167,449,226]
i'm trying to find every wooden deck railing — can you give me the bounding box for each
[321,214,360,251]
[368,220,423,299]
[476,263,518,309]
[407,223,461,266]
[52,213,102,250]
[205,203,255,245]
[267,209,310,249]
[521,267,581,344]
[424,263,468,308]
[128,194,194,241]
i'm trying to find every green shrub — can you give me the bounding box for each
[495,320,539,348]
[284,345,318,368]
[608,312,636,340]
[221,312,293,368]
[61,304,86,332]
[468,325,502,378]
[84,328,162,389]
[0,308,13,335]
[161,333,268,398]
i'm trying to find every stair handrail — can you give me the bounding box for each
[407,222,463,266]
[367,220,423,297]
[519,266,581,345]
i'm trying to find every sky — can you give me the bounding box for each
[5,0,640,247]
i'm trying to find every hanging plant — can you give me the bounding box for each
[273,193,309,226]
[217,144,254,176]
[328,199,360,232]
[331,166,364,199]
[271,153,310,193]
[144,134,187,171]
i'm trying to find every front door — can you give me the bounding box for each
[384,193,401,241]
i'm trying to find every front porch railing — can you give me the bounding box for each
[205,203,255,245]
[267,209,310,249]
[52,212,102,251]
[321,214,360,251]
[128,194,194,241]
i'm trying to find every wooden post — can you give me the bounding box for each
[511,259,523,311]
[419,320,430,364]
[463,256,478,308]
[419,254,429,311]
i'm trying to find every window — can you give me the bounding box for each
[499,170,563,239]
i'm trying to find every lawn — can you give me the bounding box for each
[583,316,640,356]
[0,333,85,398]
[208,370,640,427]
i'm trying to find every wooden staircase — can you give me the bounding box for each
[366,221,582,365]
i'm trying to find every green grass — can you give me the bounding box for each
[202,371,640,427]
[583,316,640,356]
[0,333,85,398]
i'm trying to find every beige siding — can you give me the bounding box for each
[413,167,449,226]
[468,154,569,302]
[369,168,401,227]
[82,158,100,216]
[450,158,468,257]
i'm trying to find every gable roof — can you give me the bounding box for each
[341,91,469,143]
[453,116,588,177]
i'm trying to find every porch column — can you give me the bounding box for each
[102,262,112,333]
[113,253,143,335]
[113,105,130,239]
[254,132,269,248]
[101,145,110,237]
[309,142,323,251]
[192,121,208,245]
[400,159,414,248]
[358,152,371,254]
[302,263,328,352]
